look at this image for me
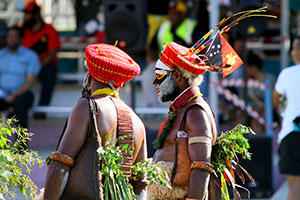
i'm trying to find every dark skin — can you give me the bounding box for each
[168,10,186,31]
[156,70,216,199]
[44,75,147,199]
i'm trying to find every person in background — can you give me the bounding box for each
[148,0,200,60]
[273,36,300,200]
[142,0,201,107]
[138,0,169,107]
[22,1,61,119]
[0,25,40,128]
[242,51,275,134]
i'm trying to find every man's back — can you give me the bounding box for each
[92,96,146,163]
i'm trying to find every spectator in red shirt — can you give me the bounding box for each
[22,1,61,119]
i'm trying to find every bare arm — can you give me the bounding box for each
[42,49,57,67]
[43,98,90,200]
[273,90,282,109]
[185,107,212,200]
[6,74,36,103]
[131,114,148,198]
[132,115,147,164]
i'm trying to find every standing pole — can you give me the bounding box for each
[280,0,290,70]
[209,0,220,124]
[264,78,274,137]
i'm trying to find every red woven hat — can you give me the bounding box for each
[85,43,141,89]
[160,42,209,74]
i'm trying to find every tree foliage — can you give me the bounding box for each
[0,118,44,199]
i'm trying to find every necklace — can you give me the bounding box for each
[91,87,120,99]
[153,92,202,150]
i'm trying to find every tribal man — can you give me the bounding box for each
[43,43,147,199]
[148,5,273,200]
[148,42,218,200]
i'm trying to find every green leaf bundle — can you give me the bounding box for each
[99,136,170,199]
[212,124,256,199]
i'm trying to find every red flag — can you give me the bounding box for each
[219,33,243,78]
[205,32,243,78]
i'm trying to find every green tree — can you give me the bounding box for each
[0,118,44,199]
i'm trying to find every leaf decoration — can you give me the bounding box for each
[153,112,177,150]
[211,124,256,199]
[220,173,230,200]
[231,160,245,184]
[100,136,170,199]
[237,163,256,187]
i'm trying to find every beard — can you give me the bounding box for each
[158,74,180,103]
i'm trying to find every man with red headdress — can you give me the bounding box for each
[43,43,147,199]
[147,4,274,199]
[148,41,218,200]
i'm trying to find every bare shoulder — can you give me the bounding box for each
[184,105,212,138]
[128,109,147,162]
[129,109,146,137]
[185,105,209,124]
[57,98,90,156]
[69,98,90,122]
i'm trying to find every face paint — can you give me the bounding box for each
[153,59,179,102]
[153,69,170,87]
[153,59,172,86]
[155,71,180,103]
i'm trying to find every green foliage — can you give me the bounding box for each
[212,124,255,199]
[99,136,170,200]
[220,173,230,200]
[99,141,136,200]
[212,124,254,175]
[0,118,44,199]
[131,159,169,187]
[153,112,177,150]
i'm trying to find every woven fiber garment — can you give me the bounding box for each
[160,42,208,75]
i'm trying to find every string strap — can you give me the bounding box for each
[188,136,213,145]
[191,161,214,173]
[50,151,75,167]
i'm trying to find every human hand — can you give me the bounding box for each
[136,189,147,200]
[6,94,16,104]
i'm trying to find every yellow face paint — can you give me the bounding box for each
[153,69,170,86]
[155,71,169,80]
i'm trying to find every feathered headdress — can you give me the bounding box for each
[159,6,276,78]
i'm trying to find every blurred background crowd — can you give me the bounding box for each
[0,0,299,199]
